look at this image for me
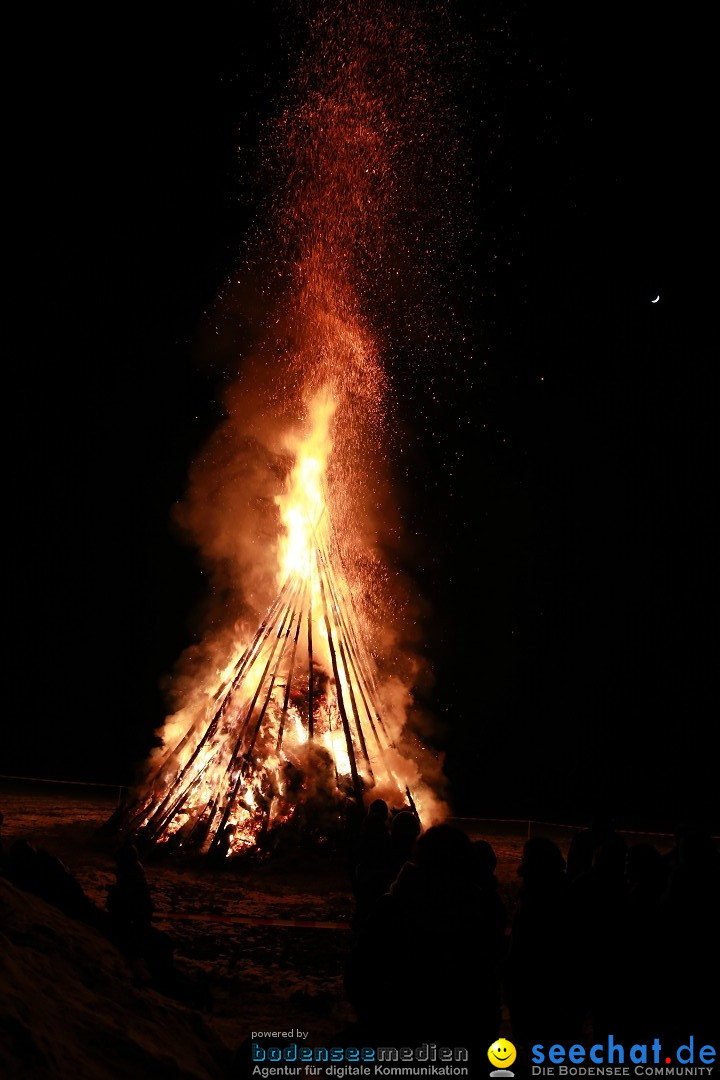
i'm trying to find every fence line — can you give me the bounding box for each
[0,773,126,789]
[0,773,128,804]
[449,816,684,840]
[2,776,714,840]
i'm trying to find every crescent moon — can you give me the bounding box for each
[651,295,660,303]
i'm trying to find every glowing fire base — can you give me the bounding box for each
[114,519,417,858]
[110,394,431,858]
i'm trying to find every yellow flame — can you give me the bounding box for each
[276,392,336,583]
[323,728,351,777]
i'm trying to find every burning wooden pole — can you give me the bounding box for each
[276,579,306,752]
[307,573,315,741]
[315,549,364,806]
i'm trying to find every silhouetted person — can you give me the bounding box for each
[107,839,174,985]
[367,798,390,824]
[570,831,628,1038]
[471,838,497,880]
[506,837,584,1048]
[616,842,668,1039]
[345,824,501,1053]
[471,839,507,970]
[661,820,704,879]
[659,826,720,1042]
[342,794,365,841]
[351,799,393,927]
[627,841,667,904]
[107,841,153,943]
[566,812,620,882]
[388,809,421,884]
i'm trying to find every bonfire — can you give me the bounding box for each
[108,0,450,858]
[114,393,439,858]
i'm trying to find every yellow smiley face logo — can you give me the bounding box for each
[488,1039,517,1069]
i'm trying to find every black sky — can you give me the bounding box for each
[5,3,716,831]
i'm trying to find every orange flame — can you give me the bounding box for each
[276,393,335,584]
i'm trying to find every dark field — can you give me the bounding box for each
[0,779,681,1054]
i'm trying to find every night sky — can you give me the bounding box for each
[6,3,716,831]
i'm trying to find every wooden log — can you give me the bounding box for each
[307,569,314,740]
[276,580,307,752]
[315,547,364,806]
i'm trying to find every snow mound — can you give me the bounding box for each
[0,878,232,1079]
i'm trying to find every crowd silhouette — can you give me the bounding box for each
[2,801,718,1056]
[341,802,720,1053]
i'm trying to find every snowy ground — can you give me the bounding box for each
[0,782,677,1075]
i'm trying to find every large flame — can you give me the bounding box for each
[276,393,335,585]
